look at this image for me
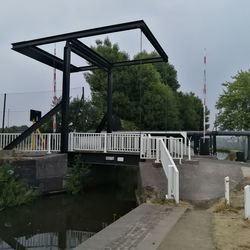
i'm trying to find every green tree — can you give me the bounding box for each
[177,92,204,130]
[216,70,250,130]
[85,38,181,131]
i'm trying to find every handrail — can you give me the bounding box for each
[158,138,179,203]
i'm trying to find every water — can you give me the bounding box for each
[0,166,137,250]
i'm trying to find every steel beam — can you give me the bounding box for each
[13,46,79,72]
[71,39,111,70]
[77,57,165,72]
[12,20,145,49]
[4,102,62,150]
[141,23,168,62]
[107,70,113,133]
[61,42,71,153]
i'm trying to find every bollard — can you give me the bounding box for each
[224,176,230,205]
[244,185,250,219]
[188,139,191,161]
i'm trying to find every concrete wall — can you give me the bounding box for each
[0,153,67,194]
[137,160,167,203]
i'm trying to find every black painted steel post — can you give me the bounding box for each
[213,133,217,155]
[247,135,250,160]
[61,42,71,152]
[107,70,113,133]
[1,93,6,133]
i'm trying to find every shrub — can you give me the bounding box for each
[0,163,37,211]
[65,156,90,195]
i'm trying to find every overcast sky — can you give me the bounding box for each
[1,0,250,128]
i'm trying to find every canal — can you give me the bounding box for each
[0,165,138,250]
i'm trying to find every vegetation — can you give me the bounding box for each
[216,70,250,130]
[0,163,37,211]
[84,38,205,131]
[65,156,90,195]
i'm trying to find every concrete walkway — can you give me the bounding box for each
[75,204,186,250]
[157,209,215,250]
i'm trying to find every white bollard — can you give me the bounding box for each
[225,176,230,205]
[244,185,250,219]
[188,139,191,161]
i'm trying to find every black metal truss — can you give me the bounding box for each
[7,20,169,152]
[12,20,168,71]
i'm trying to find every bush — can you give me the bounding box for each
[0,163,37,211]
[65,156,90,195]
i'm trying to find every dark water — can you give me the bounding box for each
[0,166,137,250]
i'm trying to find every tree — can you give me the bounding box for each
[215,70,250,130]
[85,38,182,131]
[177,92,204,130]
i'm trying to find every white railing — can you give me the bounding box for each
[107,133,141,153]
[157,138,179,203]
[0,133,60,152]
[140,135,184,162]
[72,132,106,152]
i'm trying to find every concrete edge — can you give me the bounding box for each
[136,207,187,250]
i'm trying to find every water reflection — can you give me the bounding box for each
[0,184,136,250]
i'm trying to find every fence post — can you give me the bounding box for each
[244,185,250,219]
[104,133,107,153]
[155,138,160,163]
[47,134,51,154]
[167,165,173,200]
[188,139,191,160]
[225,176,230,205]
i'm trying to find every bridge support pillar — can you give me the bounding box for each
[61,42,71,153]
[107,70,113,133]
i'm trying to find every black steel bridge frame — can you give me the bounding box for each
[5,20,168,152]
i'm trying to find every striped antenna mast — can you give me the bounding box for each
[53,44,57,133]
[203,48,207,141]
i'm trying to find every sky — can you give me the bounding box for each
[1,0,250,128]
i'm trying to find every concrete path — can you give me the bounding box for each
[74,204,186,250]
[157,209,215,250]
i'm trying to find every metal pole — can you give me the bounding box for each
[107,70,113,133]
[2,93,6,133]
[61,42,71,153]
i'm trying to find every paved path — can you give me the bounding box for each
[75,204,186,250]
[157,209,215,250]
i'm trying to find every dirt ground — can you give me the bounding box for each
[211,177,250,250]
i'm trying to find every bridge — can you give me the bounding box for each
[0,131,193,203]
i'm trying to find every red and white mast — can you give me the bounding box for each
[203,49,207,141]
[53,44,57,133]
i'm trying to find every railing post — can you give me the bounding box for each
[244,185,250,219]
[167,165,173,199]
[155,138,160,163]
[225,176,230,205]
[104,133,107,153]
[188,139,191,160]
[47,134,51,154]
[68,132,74,152]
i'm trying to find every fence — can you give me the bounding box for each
[140,135,183,162]
[0,133,61,152]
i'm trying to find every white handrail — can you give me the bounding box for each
[158,138,179,203]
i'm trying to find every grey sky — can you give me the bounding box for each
[1,0,250,127]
